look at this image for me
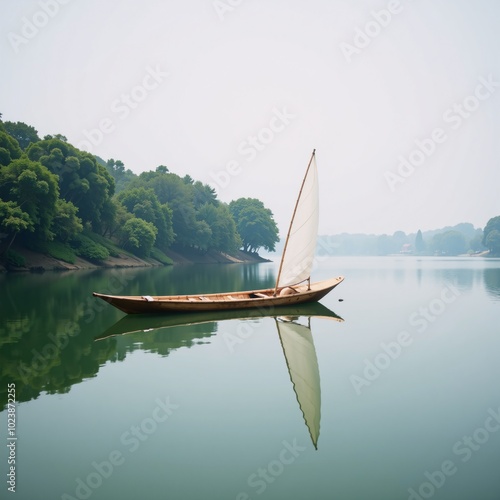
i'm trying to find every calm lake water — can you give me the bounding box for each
[1,256,499,500]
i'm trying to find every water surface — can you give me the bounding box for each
[1,257,499,500]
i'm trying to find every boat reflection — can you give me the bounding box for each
[94,302,342,339]
[95,303,343,449]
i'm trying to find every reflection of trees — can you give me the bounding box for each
[0,270,220,411]
[124,263,275,296]
[483,268,500,300]
[0,264,275,411]
[111,324,216,361]
[433,268,475,290]
[0,271,119,409]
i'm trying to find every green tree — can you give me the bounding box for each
[485,229,500,255]
[469,229,486,253]
[483,216,500,254]
[432,230,467,255]
[3,121,40,150]
[0,130,22,166]
[415,229,426,253]
[52,199,83,242]
[192,181,217,209]
[196,202,241,252]
[0,156,59,241]
[103,157,136,193]
[120,217,157,257]
[100,198,131,238]
[229,198,279,253]
[130,169,199,247]
[0,200,33,254]
[117,187,174,249]
[27,138,114,229]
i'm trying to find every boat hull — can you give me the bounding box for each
[93,276,344,314]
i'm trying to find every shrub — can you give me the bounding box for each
[150,246,173,265]
[37,240,76,264]
[73,234,110,261]
[6,249,26,268]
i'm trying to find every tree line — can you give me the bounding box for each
[316,221,500,257]
[0,117,279,267]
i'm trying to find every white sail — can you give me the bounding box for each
[276,151,319,289]
[277,318,321,448]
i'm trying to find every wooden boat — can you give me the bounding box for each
[93,150,344,314]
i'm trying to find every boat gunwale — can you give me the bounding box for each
[93,277,344,304]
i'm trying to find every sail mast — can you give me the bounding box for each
[274,149,316,296]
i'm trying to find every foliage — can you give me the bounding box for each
[0,130,22,166]
[26,138,115,229]
[132,168,198,247]
[35,240,76,264]
[196,202,241,252]
[0,116,280,264]
[5,249,26,268]
[72,234,110,261]
[81,230,121,257]
[2,121,40,150]
[102,157,136,193]
[431,230,467,255]
[229,198,279,252]
[485,230,500,256]
[469,231,487,253]
[52,199,83,242]
[415,229,426,253]
[128,168,240,253]
[149,246,174,265]
[483,216,500,254]
[120,217,157,257]
[0,199,33,236]
[0,156,59,241]
[116,187,174,250]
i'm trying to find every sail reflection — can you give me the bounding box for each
[95,304,343,449]
[277,316,322,449]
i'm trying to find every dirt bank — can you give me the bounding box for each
[0,246,271,273]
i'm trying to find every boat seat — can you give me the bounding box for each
[199,296,211,301]
[254,293,268,298]
[142,295,155,302]
[227,296,237,300]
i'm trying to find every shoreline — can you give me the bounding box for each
[0,246,271,273]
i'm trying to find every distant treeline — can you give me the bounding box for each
[315,221,500,256]
[0,117,279,268]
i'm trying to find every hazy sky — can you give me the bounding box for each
[1,0,499,236]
